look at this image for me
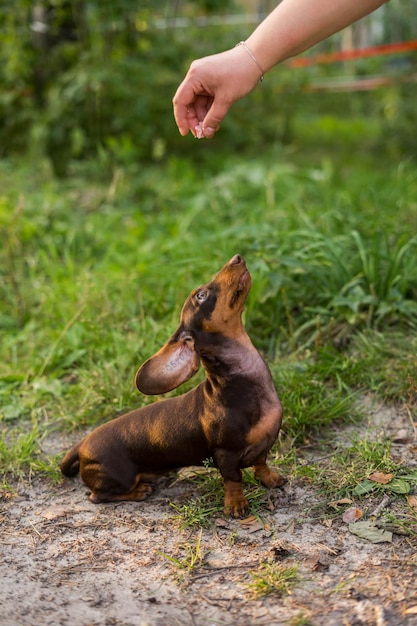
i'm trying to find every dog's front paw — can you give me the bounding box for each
[223,497,250,519]
[223,480,249,518]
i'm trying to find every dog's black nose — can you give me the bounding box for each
[230,254,243,265]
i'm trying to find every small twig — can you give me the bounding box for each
[29,520,45,540]
[58,563,109,573]
[369,494,391,519]
[187,610,198,626]
[200,594,232,606]
[189,561,261,583]
[315,542,339,555]
[405,403,417,441]
[311,449,340,463]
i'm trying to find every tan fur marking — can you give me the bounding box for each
[246,406,282,446]
[223,480,249,518]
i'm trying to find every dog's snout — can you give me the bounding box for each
[230,254,243,266]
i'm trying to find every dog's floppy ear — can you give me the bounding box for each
[135,330,200,395]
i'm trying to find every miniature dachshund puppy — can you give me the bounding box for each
[61,255,284,517]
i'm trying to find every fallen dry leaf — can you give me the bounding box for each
[328,497,352,510]
[405,606,417,615]
[349,521,393,543]
[368,472,394,484]
[38,505,70,520]
[272,540,295,560]
[407,495,417,509]
[247,522,264,534]
[238,514,257,527]
[342,507,363,524]
[305,552,330,571]
[214,518,229,529]
[239,515,263,533]
[392,429,413,444]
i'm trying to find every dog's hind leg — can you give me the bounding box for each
[88,473,158,504]
[253,457,286,488]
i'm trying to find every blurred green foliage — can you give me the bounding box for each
[1,152,416,449]
[1,0,417,176]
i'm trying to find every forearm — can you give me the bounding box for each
[246,0,389,71]
[172,0,389,137]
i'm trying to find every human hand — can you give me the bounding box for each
[172,45,263,139]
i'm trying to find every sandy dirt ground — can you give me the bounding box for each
[1,399,416,626]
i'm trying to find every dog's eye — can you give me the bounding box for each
[195,290,208,303]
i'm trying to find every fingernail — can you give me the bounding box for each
[203,126,215,138]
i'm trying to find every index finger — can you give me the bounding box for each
[172,79,198,136]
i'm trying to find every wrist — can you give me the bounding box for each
[229,43,266,93]
[245,32,288,72]
[235,41,265,82]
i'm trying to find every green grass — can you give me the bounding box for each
[171,466,271,527]
[0,147,416,486]
[244,561,300,600]
[157,529,206,582]
[0,424,62,485]
[313,435,403,499]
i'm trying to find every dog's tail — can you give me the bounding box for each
[61,442,81,477]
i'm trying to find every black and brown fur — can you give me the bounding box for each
[61,255,284,517]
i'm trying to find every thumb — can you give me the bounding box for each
[202,98,231,138]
